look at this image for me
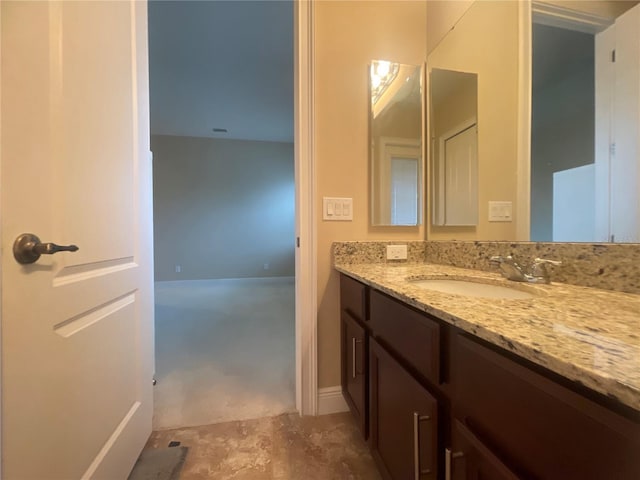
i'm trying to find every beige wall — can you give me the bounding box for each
[426,0,520,241]
[426,0,475,54]
[152,135,294,281]
[314,1,427,388]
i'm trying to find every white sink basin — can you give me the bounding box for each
[410,278,537,300]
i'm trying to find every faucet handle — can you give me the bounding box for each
[489,255,513,264]
[531,258,561,282]
[533,257,562,266]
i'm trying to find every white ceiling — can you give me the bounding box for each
[148,0,294,143]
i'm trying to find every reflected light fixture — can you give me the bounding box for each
[371,60,399,105]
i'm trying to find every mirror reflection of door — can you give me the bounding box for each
[369,60,423,226]
[443,124,478,226]
[429,68,478,226]
[390,156,419,225]
[531,2,640,243]
[377,139,421,225]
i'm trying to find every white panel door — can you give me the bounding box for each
[1,1,154,479]
[444,125,478,226]
[594,21,615,242]
[611,3,640,243]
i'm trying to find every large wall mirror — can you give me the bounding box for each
[426,0,640,243]
[430,68,478,226]
[370,60,423,226]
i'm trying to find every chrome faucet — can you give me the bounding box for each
[489,256,561,284]
[530,257,562,283]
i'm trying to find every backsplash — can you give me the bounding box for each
[333,240,640,294]
[332,241,426,264]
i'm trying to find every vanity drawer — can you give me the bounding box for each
[340,274,368,322]
[369,290,440,385]
[453,333,640,479]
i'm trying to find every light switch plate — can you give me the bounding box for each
[386,245,408,260]
[488,201,513,222]
[323,197,353,221]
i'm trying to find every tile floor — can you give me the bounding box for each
[146,412,382,480]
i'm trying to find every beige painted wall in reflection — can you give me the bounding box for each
[427,0,520,240]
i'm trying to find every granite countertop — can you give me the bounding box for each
[335,262,640,412]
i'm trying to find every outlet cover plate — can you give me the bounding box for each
[386,245,408,260]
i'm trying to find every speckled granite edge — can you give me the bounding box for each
[332,241,640,294]
[334,262,640,412]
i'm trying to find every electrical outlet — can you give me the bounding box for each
[386,245,408,260]
[263,263,269,270]
[175,265,182,273]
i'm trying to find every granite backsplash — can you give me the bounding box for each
[333,240,640,295]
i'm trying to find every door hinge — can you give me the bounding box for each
[296,237,300,248]
[610,142,616,156]
[612,49,616,62]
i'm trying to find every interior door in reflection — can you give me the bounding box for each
[444,124,478,226]
[390,156,419,225]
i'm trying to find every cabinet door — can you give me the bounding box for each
[340,274,368,322]
[448,419,520,480]
[453,333,640,479]
[341,311,367,436]
[370,338,438,480]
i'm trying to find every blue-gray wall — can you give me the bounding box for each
[152,135,295,281]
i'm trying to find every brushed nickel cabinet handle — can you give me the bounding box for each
[413,412,432,479]
[351,337,362,378]
[445,448,464,480]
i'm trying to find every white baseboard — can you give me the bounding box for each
[317,386,349,415]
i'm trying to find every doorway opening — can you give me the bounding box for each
[530,1,640,243]
[148,1,296,429]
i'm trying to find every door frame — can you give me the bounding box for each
[0,2,4,473]
[294,0,317,416]
[0,3,318,473]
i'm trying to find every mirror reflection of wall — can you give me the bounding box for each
[370,60,423,226]
[425,0,640,243]
[531,1,640,243]
[530,23,595,241]
[431,69,478,226]
[426,0,520,240]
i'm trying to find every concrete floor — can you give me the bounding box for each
[153,277,296,430]
[146,412,382,480]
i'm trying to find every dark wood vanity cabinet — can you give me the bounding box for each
[339,274,640,480]
[451,333,640,480]
[369,290,441,387]
[341,311,367,436]
[448,418,520,480]
[370,337,439,480]
[340,275,369,437]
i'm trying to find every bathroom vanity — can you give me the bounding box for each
[338,263,640,480]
